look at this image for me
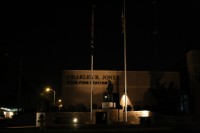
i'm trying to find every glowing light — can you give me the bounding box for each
[140,110,150,117]
[0,107,17,112]
[45,87,56,105]
[120,94,132,107]
[45,87,51,92]
[4,111,14,118]
[73,118,78,123]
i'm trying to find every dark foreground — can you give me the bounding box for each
[1,124,200,133]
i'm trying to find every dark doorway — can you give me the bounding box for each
[96,112,107,124]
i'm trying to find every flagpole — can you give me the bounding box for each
[90,4,95,124]
[123,0,128,123]
[17,55,23,114]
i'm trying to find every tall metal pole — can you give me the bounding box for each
[90,4,95,124]
[152,0,159,69]
[17,56,22,114]
[45,87,56,105]
[122,0,128,123]
[53,90,56,105]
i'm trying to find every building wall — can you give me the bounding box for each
[62,70,180,109]
[36,110,152,126]
[187,50,200,117]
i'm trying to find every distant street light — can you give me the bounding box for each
[58,99,62,103]
[57,99,62,110]
[45,87,56,105]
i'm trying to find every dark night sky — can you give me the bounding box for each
[0,0,200,107]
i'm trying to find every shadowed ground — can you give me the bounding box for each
[1,124,200,133]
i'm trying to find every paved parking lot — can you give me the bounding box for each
[1,124,200,133]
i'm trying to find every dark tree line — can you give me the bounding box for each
[147,81,181,115]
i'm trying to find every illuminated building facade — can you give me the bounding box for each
[62,70,180,110]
